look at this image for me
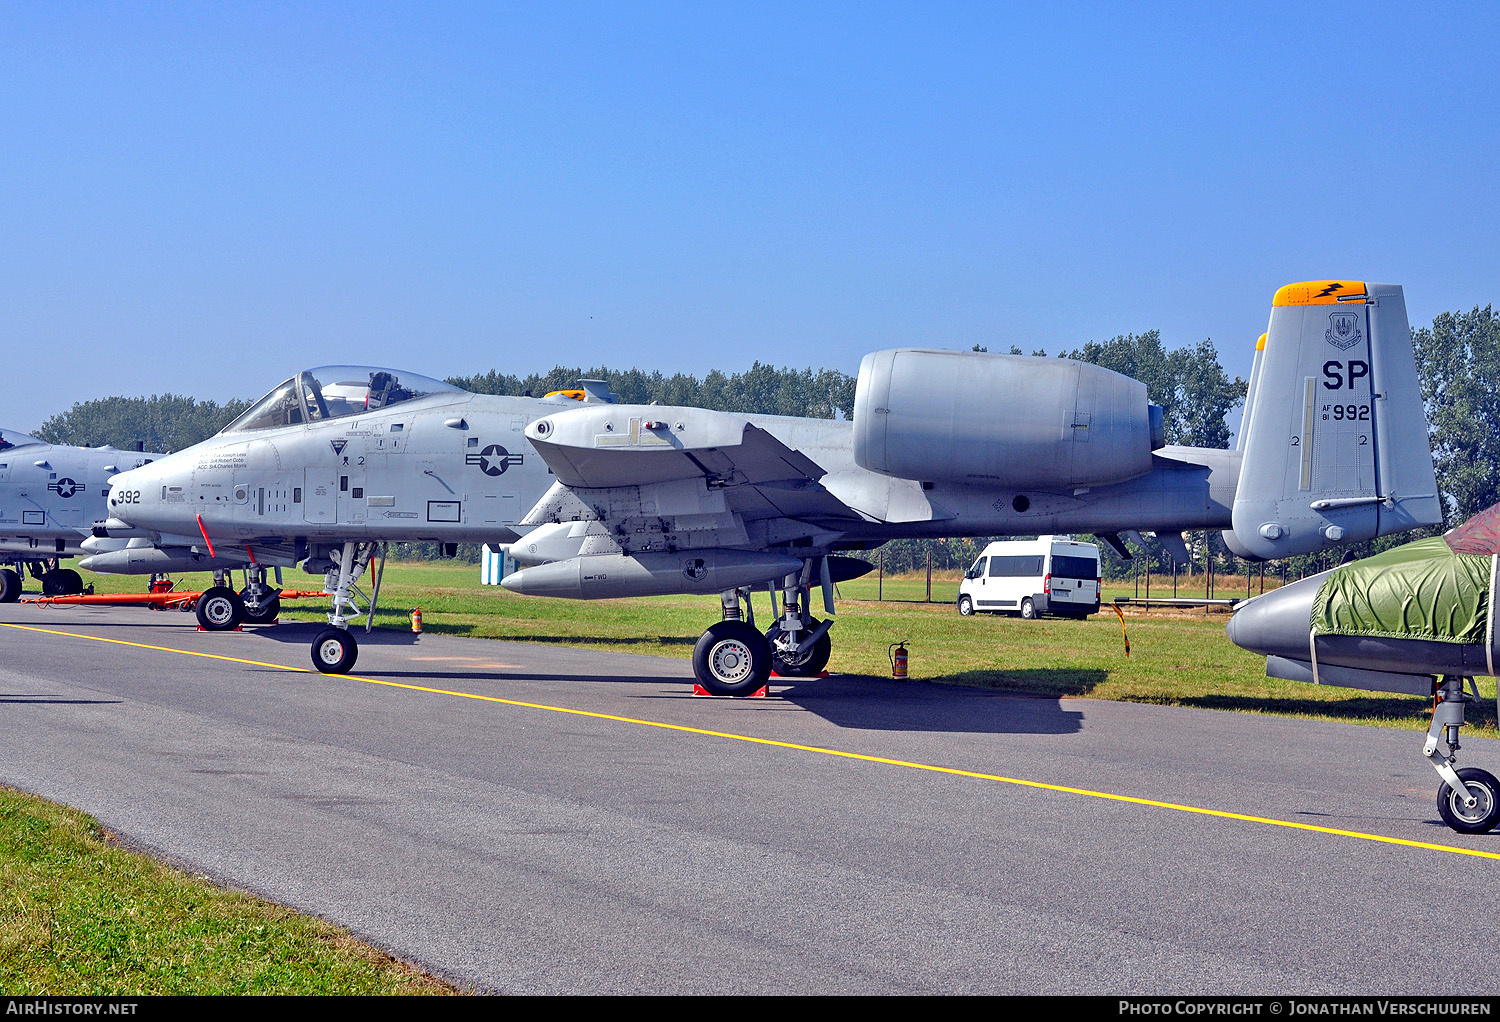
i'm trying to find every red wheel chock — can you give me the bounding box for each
[692,684,768,697]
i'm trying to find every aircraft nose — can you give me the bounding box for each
[1225,571,1327,661]
[105,464,161,525]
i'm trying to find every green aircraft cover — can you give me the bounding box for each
[1313,535,1493,644]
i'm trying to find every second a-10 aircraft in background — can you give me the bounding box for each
[99,281,1441,695]
[0,429,160,602]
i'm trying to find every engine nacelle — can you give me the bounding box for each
[853,349,1163,489]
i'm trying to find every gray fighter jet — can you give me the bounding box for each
[1227,505,1500,834]
[105,281,1440,694]
[0,428,159,601]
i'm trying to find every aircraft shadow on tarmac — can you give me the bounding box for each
[0,694,123,705]
[1173,691,1483,728]
[769,671,1096,735]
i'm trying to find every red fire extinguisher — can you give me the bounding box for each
[889,640,909,680]
[411,607,423,633]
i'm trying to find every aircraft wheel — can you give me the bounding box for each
[241,593,281,625]
[195,586,244,631]
[311,627,357,674]
[958,595,974,616]
[40,570,67,596]
[1437,767,1500,834]
[1020,597,1037,620]
[0,568,20,603]
[54,568,83,595]
[765,618,831,677]
[693,620,772,696]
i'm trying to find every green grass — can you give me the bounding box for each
[0,786,456,995]
[68,560,1494,736]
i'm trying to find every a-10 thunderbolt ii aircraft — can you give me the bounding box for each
[1227,504,1500,835]
[102,281,1440,695]
[0,428,160,602]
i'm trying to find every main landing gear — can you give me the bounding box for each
[1425,676,1500,834]
[1,560,85,601]
[191,565,286,631]
[308,541,388,675]
[693,558,836,696]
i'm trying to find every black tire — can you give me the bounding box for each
[194,585,244,631]
[958,595,974,616]
[0,568,20,603]
[311,627,358,674]
[764,618,831,677]
[241,593,281,625]
[693,620,772,696]
[1020,597,1037,620]
[1437,767,1500,834]
[40,570,66,596]
[54,568,83,595]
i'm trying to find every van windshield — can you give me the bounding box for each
[1052,555,1098,580]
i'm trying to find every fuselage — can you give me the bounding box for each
[107,386,1243,558]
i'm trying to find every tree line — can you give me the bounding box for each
[29,305,1500,579]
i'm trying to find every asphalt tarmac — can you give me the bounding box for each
[1,598,1497,994]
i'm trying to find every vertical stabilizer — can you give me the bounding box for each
[1226,281,1440,560]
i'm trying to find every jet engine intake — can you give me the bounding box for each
[852,349,1163,489]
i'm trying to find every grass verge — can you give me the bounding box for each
[0,786,455,995]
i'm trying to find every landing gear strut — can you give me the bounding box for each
[309,542,386,675]
[691,557,837,695]
[1425,675,1500,834]
[239,566,282,624]
[19,559,84,597]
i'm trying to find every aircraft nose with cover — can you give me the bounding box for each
[1228,504,1500,834]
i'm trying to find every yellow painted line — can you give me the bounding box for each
[7,620,1500,862]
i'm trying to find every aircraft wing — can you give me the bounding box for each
[518,405,870,550]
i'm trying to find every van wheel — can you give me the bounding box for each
[1020,597,1037,620]
[958,595,974,616]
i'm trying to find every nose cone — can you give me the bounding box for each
[106,461,166,528]
[1225,571,1327,661]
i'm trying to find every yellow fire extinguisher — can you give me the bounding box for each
[411,607,423,634]
[889,640,909,680]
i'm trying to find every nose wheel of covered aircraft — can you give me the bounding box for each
[1423,677,1500,833]
[1437,767,1500,834]
[693,620,772,696]
[195,585,245,631]
[0,568,20,603]
[312,627,358,674]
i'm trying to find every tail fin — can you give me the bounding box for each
[1225,281,1440,560]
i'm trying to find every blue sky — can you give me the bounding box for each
[3,1,1497,432]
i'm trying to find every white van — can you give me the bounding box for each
[957,536,1101,619]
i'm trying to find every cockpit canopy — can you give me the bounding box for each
[220,367,465,434]
[0,428,41,452]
